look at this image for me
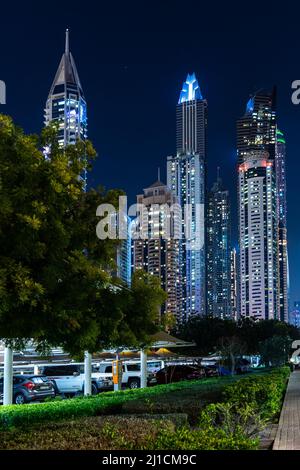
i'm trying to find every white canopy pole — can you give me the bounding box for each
[84,351,92,395]
[3,346,13,405]
[140,348,147,388]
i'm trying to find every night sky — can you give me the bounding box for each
[1,1,299,305]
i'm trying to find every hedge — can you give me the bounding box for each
[144,366,290,450]
[222,366,290,419]
[0,367,289,436]
[0,376,237,430]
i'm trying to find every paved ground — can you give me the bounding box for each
[259,424,278,450]
[273,370,300,450]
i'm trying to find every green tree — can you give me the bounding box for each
[176,317,237,355]
[259,335,291,367]
[0,115,163,355]
[238,319,300,355]
[218,336,247,375]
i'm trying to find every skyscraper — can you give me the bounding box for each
[133,179,181,322]
[116,216,132,286]
[238,151,278,320]
[237,88,276,164]
[44,30,87,183]
[230,248,238,321]
[206,172,232,319]
[167,73,207,321]
[290,301,300,328]
[276,129,289,322]
[237,88,289,321]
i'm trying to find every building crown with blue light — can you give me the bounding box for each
[178,73,203,104]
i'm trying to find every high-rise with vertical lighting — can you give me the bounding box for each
[167,73,207,321]
[275,129,289,322]
[237,88,276,164]
[237,89,288,321]
[133,178,181,322]
[44,30,87,184]
[206,173,232,319]
[238,151,278,319]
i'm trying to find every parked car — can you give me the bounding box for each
[156,365,206,384]
[203,365,220,377]
[93,361,156,389]
[41,363,105,396]
[235,358,251,374]
[0,375,55,405]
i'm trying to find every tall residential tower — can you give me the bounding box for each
[275,129,289,322]
[237,89,288,321]
[133,179,181,322]
[238,151,278,319]
[44,30,87,185]
[167,73,207,321]
[206,172,232,319]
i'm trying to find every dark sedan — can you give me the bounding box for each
[156,365,206,384]
[0,375,55,404]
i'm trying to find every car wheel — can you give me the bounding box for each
[91,382,98,395]
[128,378,140,389]
[14,393,26,405]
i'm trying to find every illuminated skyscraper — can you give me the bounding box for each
[167,73,207,320]
[290,301,300,328]
[237,89,289,322]
[238,151,278,319]
[230,248,238,321]
[276,129,289,322]
[237,88,276,164]
[116,216,132,286]
[44,30,87,183]
[206,172,231,319]
[133,179,181,322]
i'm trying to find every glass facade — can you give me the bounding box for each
[44,30,87,187]
[237,89,288,322]
[133,180,181,322]
[276,129,289,322]
[206,176,232,319]
[167,73,207,321]
[238,152,278,320]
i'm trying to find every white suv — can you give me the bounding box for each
[93,360,163,389]
[41,363,111,395]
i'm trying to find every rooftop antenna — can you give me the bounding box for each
[65,28,70,54]
[158,167,161,181]
[217,166,220,181]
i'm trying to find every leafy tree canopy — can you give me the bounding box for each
[176,316,300,356]
[0,115,163,355]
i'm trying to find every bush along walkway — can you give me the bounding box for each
[0,367,290,450]
[146,367,290,450]
[273,370,300,450]
[0,375,240,429]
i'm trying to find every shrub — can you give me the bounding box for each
[147,425,259,450]
[222,366,289,419]
[0,377,233,430]
[144,368,289,450]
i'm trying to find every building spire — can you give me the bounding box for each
[178,72,203,104]
[158,167,161,181]
[65,28,70,55]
